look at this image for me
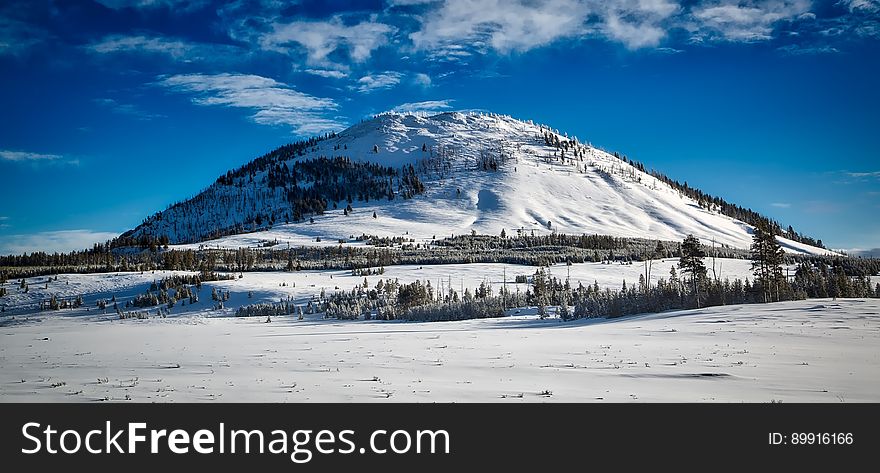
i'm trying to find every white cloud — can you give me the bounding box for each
[690,0,811,42]
[409,0,593,54]
[391,99,454,113]
[0,150,62,162]
[413,72,432,87]
[602,0,681,49]
[305,68,348,79]
[0,230,121,256]
[86,34,242,62]
[259,16,395,66]
[770,202,792,208]
[840,0,880,12]
[89,35,196,59]
[355,71,403,93]
[0,149,78,166]
[777,44,840,55]
[157,73,343,134]
[404,0,823,52]
[846,171,880,179]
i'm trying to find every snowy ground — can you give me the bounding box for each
[1,262,877,402]
[1,298,877,402]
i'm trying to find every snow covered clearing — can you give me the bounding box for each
[1,262,876,402]
[1,298,877,402]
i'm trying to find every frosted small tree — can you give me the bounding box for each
[559,298,570,321]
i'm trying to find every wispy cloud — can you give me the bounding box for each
[89,35,197,59]
[846,171,880,179]
[776,44,840,55]
[832,170,880,184]
[356,71,403,93]
[156,73,343,134]
[412,72,433,87]
[87,34,241,63]
[602,0,680,49]
[409,0,594,54]
[257,16,395,68]
[0,149,80,166]
[391,99,454,114]
[771,202,792,208]
[402,0,827,55]
[304,68,348,79]
[689,0,812,43]
[94,98,166,120]
[840,0,880,13]
[0,230,120,256]
[0,150,62,162]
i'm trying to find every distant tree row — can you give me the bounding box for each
[4,233,879,282]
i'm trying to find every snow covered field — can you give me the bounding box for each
[1,298,877,402]
[2,263,878,402]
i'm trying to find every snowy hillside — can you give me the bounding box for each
[124,112,830,255]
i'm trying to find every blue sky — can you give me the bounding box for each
[1,0,878,255]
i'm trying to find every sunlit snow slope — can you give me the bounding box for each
[129,112,829,255]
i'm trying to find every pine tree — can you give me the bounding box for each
[750,223,785,303]
[678,235,707,307]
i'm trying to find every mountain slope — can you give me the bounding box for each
[122,111,830,255]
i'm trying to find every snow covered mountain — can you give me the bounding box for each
[121,111,830,255]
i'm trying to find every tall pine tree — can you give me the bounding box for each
[678,234,707,308]
[750,223,785,303]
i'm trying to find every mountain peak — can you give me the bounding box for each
[119,112,831,256]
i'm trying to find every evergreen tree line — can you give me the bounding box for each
[129,273,234,309]
[4,233,879,281]
[235,300,300,318]
[234,232,879,323]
